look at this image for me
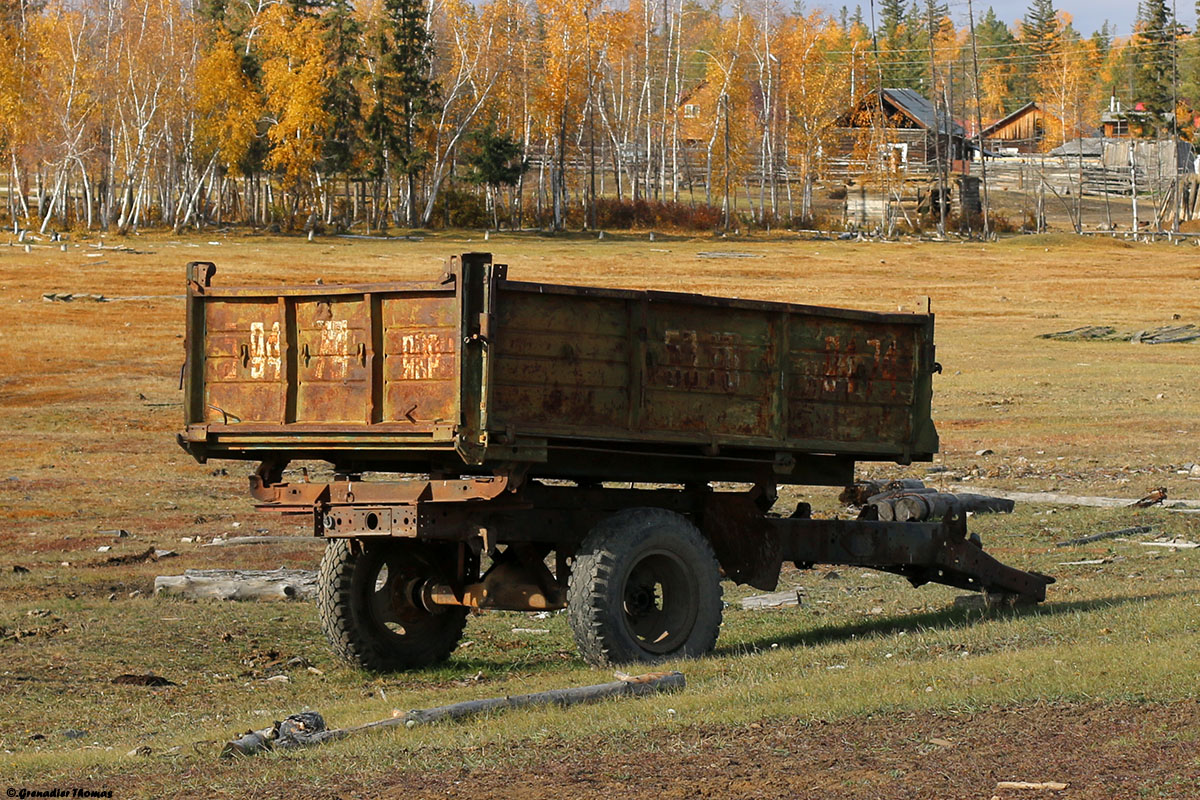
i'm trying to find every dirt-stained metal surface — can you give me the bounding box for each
[181,253,939,484]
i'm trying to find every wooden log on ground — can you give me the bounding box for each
[154,568,317,601]
[220,672,684,759]
[221,727,276,758]
[950,489,1200,510]
[894,493,1015,522]
[841,479,928,506]
[221,712,331,758]
[886,478,927,491]
[740,588,803,609]
[953,493,1017,514]
[839,480,886,505]
[866,486,937,504]
[995,780,1068,791]
[407,671,682,726]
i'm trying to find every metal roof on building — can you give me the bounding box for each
[880,88,966,137]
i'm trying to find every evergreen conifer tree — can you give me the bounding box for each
[321,0,363,224]
[1132,0,1175,118]
[365,0,439,227]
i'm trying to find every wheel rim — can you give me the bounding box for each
[365,548,440,641]
[620,548,699,654]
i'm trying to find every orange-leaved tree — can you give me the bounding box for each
[259,4,331,212]
[195,30,262,179]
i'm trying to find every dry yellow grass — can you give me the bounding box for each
[0,229,1198,797]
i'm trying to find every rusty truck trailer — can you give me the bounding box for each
[180,253,1050,669]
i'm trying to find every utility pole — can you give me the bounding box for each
[966,0,990,237]
[1171,0,1180,231]
[869,0,891,234]
[926,0,946,235]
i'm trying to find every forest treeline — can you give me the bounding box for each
[0,0,1193,232]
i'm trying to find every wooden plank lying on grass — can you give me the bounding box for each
[154,568,317,600]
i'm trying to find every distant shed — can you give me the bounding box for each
[980,102,1048,154]
[981,102,1095,154]
[834,88,971,172]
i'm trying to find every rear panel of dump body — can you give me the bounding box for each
[180,253,939,485]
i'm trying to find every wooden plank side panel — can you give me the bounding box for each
[786,318,919,446]
[203,299,285,423]
[642,303,777,439]
[490,290,631,431]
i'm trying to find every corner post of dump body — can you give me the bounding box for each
[911,299,940,461]
[181,262,216,457]
[454,253,501,466]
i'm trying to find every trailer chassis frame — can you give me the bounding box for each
[253,470,1051,611]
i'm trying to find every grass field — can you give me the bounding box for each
[1,229,1198,798]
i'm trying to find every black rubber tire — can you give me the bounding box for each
[317,539,467,672]
[567,508,723,667]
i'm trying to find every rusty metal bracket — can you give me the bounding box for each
[187,261,216,290]
[700,492,784,591]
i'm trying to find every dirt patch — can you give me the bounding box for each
[338,700,1200,800]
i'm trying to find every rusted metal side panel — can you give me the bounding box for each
[642,303,777,439]
[786,319,922,452]
[380,293,458,429]
[489,290,631,433]
[486,280,935,459]
[295,296,371,423]
[203,299,286,424]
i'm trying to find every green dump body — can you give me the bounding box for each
[180,253,939,486]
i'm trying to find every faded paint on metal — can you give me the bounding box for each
[203,299,285,423]
[382,293,458,428]
[184,255,938,477]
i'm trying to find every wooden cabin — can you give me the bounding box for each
[980,102,1049,154]
[833,88,971,173]
[980,102,1096,154]
[1100,100,1167,139]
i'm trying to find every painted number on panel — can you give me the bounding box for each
[248,322,281,380]
[662,329,740,393]
[400,333,446,380]
[315,319,351,380]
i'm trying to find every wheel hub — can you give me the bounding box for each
[620,550,698,654]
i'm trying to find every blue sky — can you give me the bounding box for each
[976,1,1170,38]
[821,2,1186,40]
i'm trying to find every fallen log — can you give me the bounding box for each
[840,480,886,506]
[840,478,927,506]
[893,492,1015,522]
[154,568,317,601]
[1054,525,1153,547]
[871,499,896,521]
[221,671,685,759]
[865,486,937,504]
[954,489,1200,510]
